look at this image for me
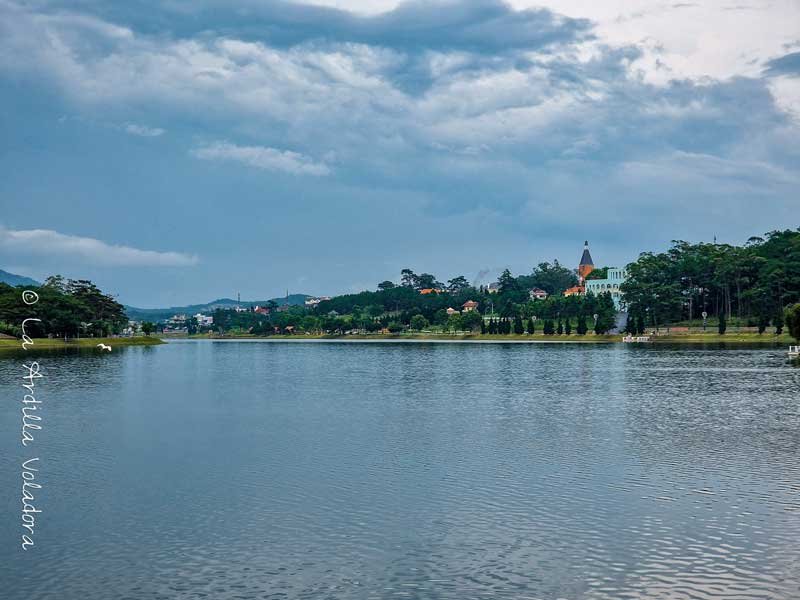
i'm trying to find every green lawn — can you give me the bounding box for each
[0,336,165,351]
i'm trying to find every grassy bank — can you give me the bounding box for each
[651,332,793,344]
[0,336,165,351]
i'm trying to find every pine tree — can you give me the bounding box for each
[480,319,487,334]
[718,314,727,335]
[527,318,535,334]
[774,312,784,335]
[758,314,769,334]
[576,315,587,335]
[564,319,572,335]
[624,313,634,334]
[513,315,524,334]
[543,319,555,335]
[557,320,563,335]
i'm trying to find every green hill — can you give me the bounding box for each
[0,269,40,287]
[124,294,311,321]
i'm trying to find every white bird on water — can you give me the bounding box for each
[97,343,112,352]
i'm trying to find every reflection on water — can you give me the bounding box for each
[1,341,799,599]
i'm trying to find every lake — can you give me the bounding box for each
[2,340,799,599]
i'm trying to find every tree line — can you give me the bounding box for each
[621,229,800,330]
[205,261,617,336]
[0,276,127,338]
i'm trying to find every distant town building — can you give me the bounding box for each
[446,307,459,316]
[529,287,548,300]
[253,306,270,315]
[305,296,331,307]
[585,267,628,309]
[194,313,214,326]
[419,288,443,295]
[487,282,500,294]
[462,300,479,312]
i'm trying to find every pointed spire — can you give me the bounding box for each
[580,241,594,266]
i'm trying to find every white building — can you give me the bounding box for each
[194,313,214,326]
[585,267,627,309]
[305,296,331,307]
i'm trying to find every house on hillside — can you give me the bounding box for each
[419,288,443,295]
[487,282,500,294]
[462,300,479,312]
[529,287,548,300]
[446,307,459,316]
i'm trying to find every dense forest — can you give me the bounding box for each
[622,229,800,329]
[0,276,127,338]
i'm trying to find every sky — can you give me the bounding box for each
[0,0,798,307]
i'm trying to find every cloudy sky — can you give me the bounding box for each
[1,0,798,307]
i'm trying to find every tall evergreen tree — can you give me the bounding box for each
[556,320,563,335]
[576,315,588,335]
[786,304,800,341]
[624,313,635,334]
[636,315,645,335]
[543,319,555,335]
[564,319,572,335]
[513,315,524,334]
[774,312,784,335]
[526,318,535,334]
[718,314,727,335]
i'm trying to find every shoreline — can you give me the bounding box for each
[174,332,794,345]
[1,334,791,350]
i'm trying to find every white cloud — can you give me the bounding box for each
[512,0,800,112]
[124,123,165,137]
[191,141,331,176]
[0,227,199,267]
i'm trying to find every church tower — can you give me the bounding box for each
[578,240,594,282]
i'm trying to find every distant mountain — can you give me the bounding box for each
[0,269,40,287]
[124,294,311,321]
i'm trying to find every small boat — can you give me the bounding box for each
[623,335,651,343]
[789,345,800,357]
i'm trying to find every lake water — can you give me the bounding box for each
[2,340,799,599]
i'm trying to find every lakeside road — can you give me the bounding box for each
[0,336,165,352]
